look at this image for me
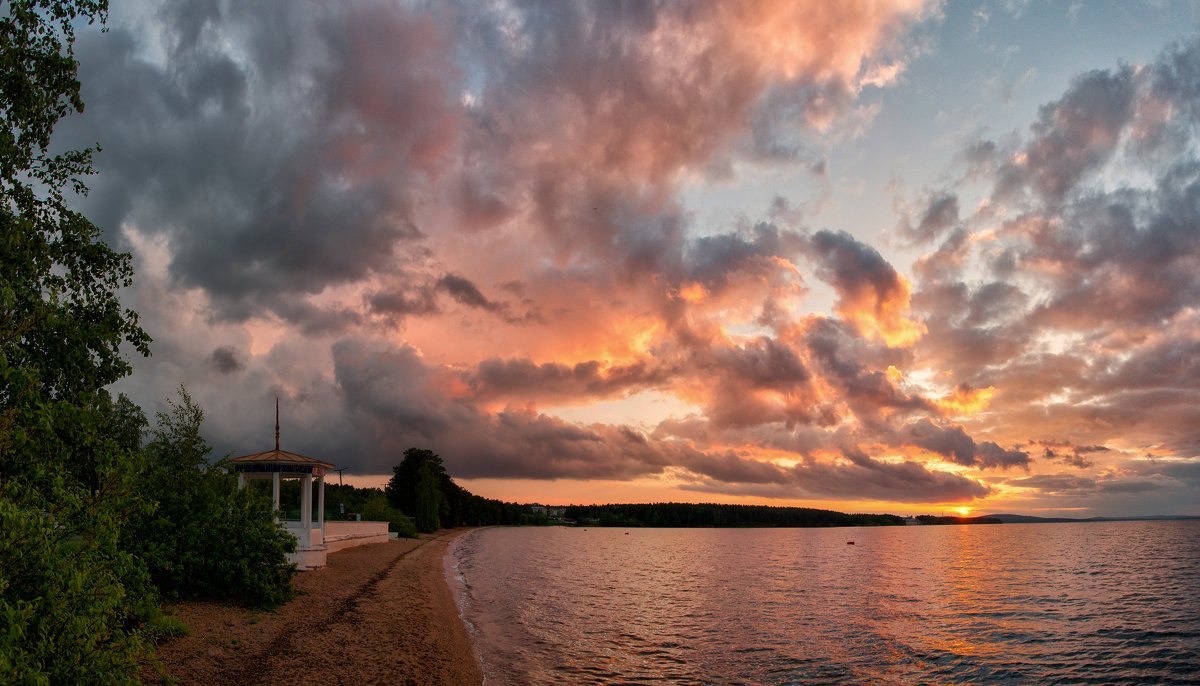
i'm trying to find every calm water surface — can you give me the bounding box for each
[445,521,1200,685]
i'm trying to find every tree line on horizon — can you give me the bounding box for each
[562,502,906,528]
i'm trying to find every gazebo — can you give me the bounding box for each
[229,404,334,570]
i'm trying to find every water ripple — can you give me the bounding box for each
[447,520,1200,685]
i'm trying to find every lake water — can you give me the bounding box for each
[445,521,1200,685]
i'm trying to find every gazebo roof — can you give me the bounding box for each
[229,448,335,471]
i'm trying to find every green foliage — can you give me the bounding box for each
[1,0,149,403]
[120,388,297,608]
[361,492,418,538]
[385,448,442,516]
[322,482,376,518]
[412,462,443,533]
[0,491,145,685]
[0,386,151,685]
[386,448,445,533]
[0,2,156,679]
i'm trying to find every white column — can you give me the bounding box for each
[272,472,280,523]
[318,475,325,531]
[302,472,313,533]
[238,472,245,489]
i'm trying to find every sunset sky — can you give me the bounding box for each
[60,0,1200,516]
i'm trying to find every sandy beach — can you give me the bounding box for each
[142,528,482,685]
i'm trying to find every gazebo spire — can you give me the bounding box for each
[275,396,280,450]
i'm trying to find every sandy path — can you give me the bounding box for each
[143,529,481,685]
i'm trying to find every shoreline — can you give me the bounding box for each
[142,528,483,685]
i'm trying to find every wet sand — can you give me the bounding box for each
[142,529,481,685]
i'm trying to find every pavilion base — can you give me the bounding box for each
[324,520,390,553]
[288,544,329,571]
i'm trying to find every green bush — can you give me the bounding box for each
[362,492,419,538]
[0,464,147,685]
[121,388,297,609]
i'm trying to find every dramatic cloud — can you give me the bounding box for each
[902,418,1030,470]
[807,230,925,347]
[57,1,1200,515]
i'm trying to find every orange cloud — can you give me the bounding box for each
[841,272,927,347]
[935,385,996,417]
[676,282,709,304]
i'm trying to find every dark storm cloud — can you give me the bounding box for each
[436,274,504,313]
[697,337,819,430]
[430,274,544,324]
[366,285,440,318]
[210,346,244,375]
[975,442,1030,470]
[61,0,458,329]
[1097,480,1164,494]
[961,281,1026,328]
[332,339,450,439]
[446,411,696,481]
[1146,461,1200,487]
[903,418,977,466]
[329,338,684,480]
[711,337,809,390]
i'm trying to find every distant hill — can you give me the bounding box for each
[985,513,1200,524]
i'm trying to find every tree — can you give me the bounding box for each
[385,447,529,530]
[120,387,297,608]
[412,462,443,533]
[385,448,444,516]
[0,3,156,681]
[385,448,451,533]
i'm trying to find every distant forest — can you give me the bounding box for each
[550,504,1004,527]
[915,515,1002,525]
[563,503,904,528]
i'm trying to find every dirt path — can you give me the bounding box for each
[143,529,481,685]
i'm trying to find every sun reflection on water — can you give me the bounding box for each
[450,521,1200,685]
